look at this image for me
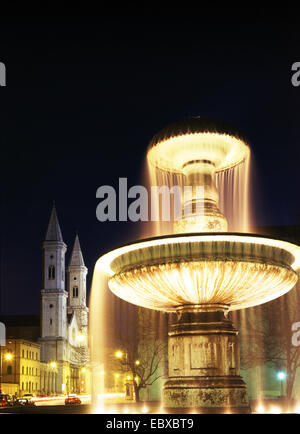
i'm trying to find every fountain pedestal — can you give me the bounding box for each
[163,304,251,413]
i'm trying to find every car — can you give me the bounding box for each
[65,395,81,405]
[17,394,36,406]
[0,394,9,407]
[0,394,18,407]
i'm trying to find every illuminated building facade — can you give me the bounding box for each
[0,338,40,396]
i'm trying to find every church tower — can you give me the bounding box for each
[39,204,68,394]
[67,235,89,344]
[39,205,90,395]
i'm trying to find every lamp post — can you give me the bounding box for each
[50,361,57,394]
[0,350,14,395]
[277,371,286,398]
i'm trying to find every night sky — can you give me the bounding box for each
[1,7,300,315]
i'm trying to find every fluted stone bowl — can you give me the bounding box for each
[98,233,300,312]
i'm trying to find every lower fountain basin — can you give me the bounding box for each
[98,233,300,312]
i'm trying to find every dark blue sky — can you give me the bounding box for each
[1,7,300,314]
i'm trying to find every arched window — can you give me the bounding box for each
[48,265,55,280]
[73,286,78,298]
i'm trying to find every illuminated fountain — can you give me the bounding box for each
[97,118,300,413]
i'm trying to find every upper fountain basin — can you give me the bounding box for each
[98,233,300,312]
[148,117,250,173]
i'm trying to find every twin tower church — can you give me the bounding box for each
[39,203,90,394]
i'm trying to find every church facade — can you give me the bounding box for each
[38,204,90,395]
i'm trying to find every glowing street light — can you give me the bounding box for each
[81,367,86,373]
[277,371,286,380]
[5,353,13,361]
[50,361,57,368]
[135,360,140,366]
[115,351,123,359]
[78,333,85,344]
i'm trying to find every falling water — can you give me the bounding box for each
[146,154,252,236]
[216,155,252,232]
[89,265,108,412]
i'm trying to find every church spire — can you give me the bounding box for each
[45,202,64,242]
[69,234,85,267]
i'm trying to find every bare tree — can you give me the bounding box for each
[236,285,300,400]
[115,306,167,402]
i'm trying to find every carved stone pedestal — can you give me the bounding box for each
[163,304,250,413]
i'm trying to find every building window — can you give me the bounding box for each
[22,349,24,358]
[50,318,52,325]
[73,286,78,297]
[7,366,12,375]
[22,366,24,375]
[22,382,24,390]
[48,265,55,280]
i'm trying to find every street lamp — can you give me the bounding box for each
[78,333,85,344]
[277,371,286,397]
[115,351,123,359]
